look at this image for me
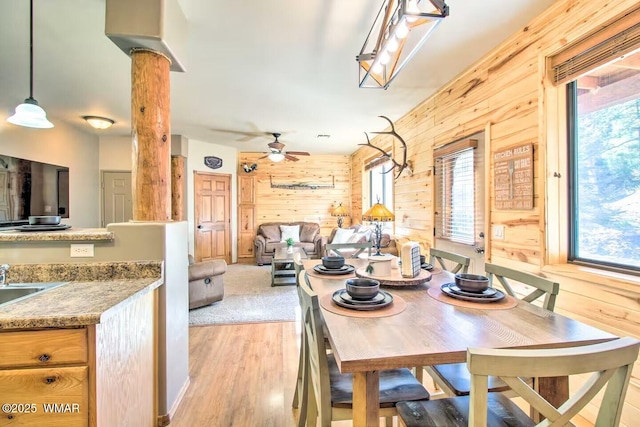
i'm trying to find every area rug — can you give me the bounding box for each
[188,263,299,325]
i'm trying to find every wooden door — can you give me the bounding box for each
[194,172,231,263]
[102,171,132,227]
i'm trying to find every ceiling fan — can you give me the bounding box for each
[259,133,310,162]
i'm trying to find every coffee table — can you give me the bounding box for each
[271,247,307,286]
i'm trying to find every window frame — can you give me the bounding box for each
[434,139,479,246]
[565,79,640,274]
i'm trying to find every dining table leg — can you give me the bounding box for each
[352,371,380,427]
[531,376,570,422]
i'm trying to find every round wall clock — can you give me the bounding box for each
[204,156,223,169]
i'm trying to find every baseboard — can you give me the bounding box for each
[157,376,191,426]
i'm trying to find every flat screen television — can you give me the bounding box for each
[0,154,69,226]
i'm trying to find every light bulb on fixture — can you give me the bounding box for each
[395,20,409,39]
[378,50,391,65]
[386,36,399,53]
[83,116,115,130]
[405,0,420,23]
[372,62,384,74]
[268,153,285,162]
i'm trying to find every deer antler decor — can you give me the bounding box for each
[359,115,410,179]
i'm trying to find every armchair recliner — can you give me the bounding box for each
[188,255,226,310]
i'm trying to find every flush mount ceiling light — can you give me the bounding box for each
[6,0,54,129]
[356,0,449,89]
[83,116,115,130]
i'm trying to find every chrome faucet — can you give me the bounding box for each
[0,264,9,287]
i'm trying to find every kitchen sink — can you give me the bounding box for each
[0,282,68,308]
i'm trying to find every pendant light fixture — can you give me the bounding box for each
[7,0,54,129]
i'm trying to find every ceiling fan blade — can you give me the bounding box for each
[285,151,310,156]
[258,154,270,159]
[209,128,271,142]
[284,154,300,162]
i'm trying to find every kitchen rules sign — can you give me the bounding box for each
[494,143,533,210]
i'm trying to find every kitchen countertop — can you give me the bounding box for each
[0,277,163,330]
[0,227,114,241]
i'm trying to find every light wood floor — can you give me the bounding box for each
[169,323,593,427]
[169,322,395,427]
[170,322,300,427]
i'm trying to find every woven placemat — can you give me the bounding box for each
[319,291,407,318]
[427,286,518,310]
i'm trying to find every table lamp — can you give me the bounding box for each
[362,201,394,256]
[331,202,350,228]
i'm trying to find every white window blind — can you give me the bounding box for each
[435,140,479,245]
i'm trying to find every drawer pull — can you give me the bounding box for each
[45,376,57,384]
[39,354,51,362]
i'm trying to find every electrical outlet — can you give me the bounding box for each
[492,225,505,240]
[70,244,94,258]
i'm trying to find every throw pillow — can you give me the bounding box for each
[280,225,301,243]
[260,224,281,243]
[331,228,355,244]
[300,223,319,242]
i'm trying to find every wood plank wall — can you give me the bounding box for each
[349,0,640,424]
[238,153,352,238]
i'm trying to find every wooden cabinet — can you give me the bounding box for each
[238,175,256,261]
[0,329,89,426]
[0,289,156,427]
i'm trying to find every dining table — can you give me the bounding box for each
[302,258,618,427]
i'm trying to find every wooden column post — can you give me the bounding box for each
[171,155,185,221]
[131,49,171,221]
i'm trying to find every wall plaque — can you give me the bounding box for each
[494,143,533,210]
[204,156,223,169]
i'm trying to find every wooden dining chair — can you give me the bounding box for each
[425,263,562,396]
[429,248,470,274]
[325,242,372,258]
[397,337,639,427]
[297,272,430,427]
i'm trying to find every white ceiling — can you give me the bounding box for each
[0,0,557,155]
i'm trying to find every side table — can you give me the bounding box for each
[271,247,308,286]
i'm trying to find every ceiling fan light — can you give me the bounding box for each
[268,153,285,162]
[7,97,54,129]
[83,115,115,130]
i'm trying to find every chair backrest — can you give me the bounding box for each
[485,263,560,311]
[297,272,332,423]
[293,252,304,280]
[429,248,470,274]
[467,337,640,427]
[325,242,372,258]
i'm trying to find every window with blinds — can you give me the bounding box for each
[434,139,479,245]
[549,6,640,86]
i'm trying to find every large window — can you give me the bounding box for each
[567,50,640,271]
[434,139,479,246]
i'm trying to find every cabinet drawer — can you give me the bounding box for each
[0,329,88,368]
[0,366,88,426]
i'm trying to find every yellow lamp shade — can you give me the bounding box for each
[362,203,394,222]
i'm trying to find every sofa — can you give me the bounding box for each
[324,224,398,257]
[254,222,326,265]
[188,255,226,310]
